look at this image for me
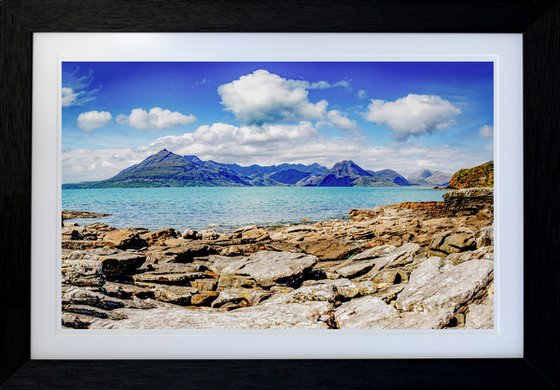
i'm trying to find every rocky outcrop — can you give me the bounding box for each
[442,188,493,216]
[61,188,493,330]
[219,251,317,288]
[62,210,111,220]
[448,161,494,189]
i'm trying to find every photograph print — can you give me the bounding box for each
[61,62,494,330]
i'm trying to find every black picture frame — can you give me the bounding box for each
[1,0,559,388]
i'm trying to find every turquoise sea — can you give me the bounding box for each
[62,187,447,231]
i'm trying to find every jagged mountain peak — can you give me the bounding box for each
[330,160,372,177]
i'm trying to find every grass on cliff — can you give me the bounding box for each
[448,161,494,189]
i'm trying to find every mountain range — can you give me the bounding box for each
[63,149,444,189]
[406,169,452,187]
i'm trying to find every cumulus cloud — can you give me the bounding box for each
[77,111,112,131]
[479,124,493,138]
[117,107,196,131]
[358,90,368,99]
[326,110,357,130]
[218,69,334,124]
[365,94,461,141]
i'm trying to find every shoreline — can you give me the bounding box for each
[61,188,494,330]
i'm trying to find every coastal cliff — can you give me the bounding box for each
[448,161,494,189]
[61,188,494,330]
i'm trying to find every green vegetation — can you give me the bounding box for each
[448,161,494,189]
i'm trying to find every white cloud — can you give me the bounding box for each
[365,94,461,141]
[61,87,97,108]
[303,80,350,90]
[479,124,493,138]
[117,107,196,131]
[217,69,333,124]
[358,90,368,99]
[76,111,112,131]
[326,110,357,130]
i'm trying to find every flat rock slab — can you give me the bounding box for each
[206,255,244,275]
[335,260,377,279]
[465,301,494,329]
[133,272,207,285]
[372,308,456,329]
[102,282,155,300]
[64,248,146,281]
[352,243,420,281]
[62,286,125,310]
[89,301,333,329]
[62,259,104,287]
[334,296,398,329]
[351,245,396,261]
[219,251,317,288]
[102,229,147,250]
[397,259,494,312]
[301,278,377,300]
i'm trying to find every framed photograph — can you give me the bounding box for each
[2,1,559,388]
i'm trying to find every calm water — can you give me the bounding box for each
[62,187,447,231]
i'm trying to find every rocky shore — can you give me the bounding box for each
[61,188,494,330]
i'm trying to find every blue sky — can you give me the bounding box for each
[62,62,494,183]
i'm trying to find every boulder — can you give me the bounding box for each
[445,246,493,266]
[219,243,265,257]
[154,285,197,306]
[140,228,179,246]
[353,243,420,281]
[62,312,93,329]
[465,301,494,329]
[334,296,398,329]
[476,226,494,247]
[219,251,317,288]
[429,228,476,254]
[97,252,146,280]
[200,230,220,240]
[217,275,259,290]
[191,291,220,306]
[61,259,104,287]
[182,229,201,239]
[241,227,270,242]
[102,229,147,249]
[396,260,494,312]
[61,226,84,240]
[206,255,244,274]
[191,278,218,291]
